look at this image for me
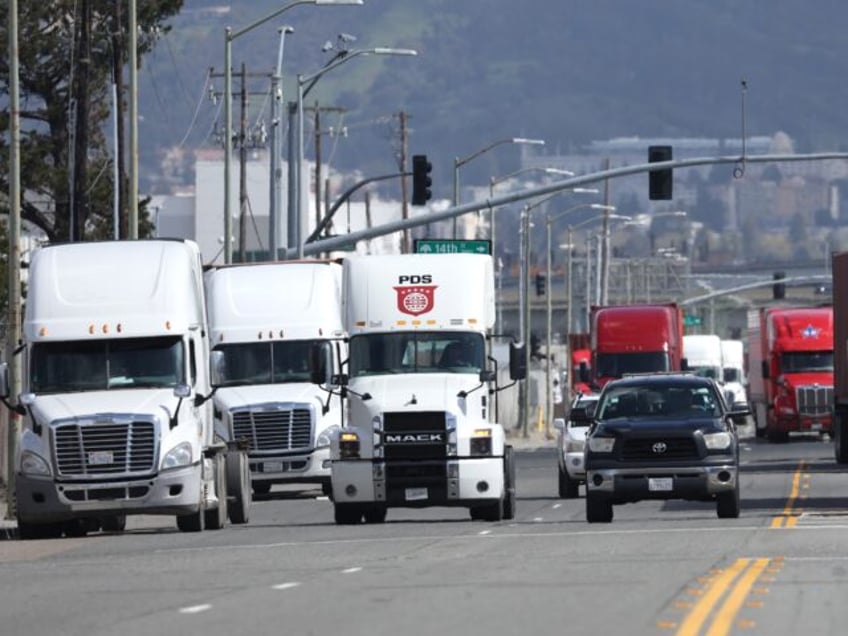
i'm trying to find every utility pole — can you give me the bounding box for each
[111,0,127,238]
[600,157,612,305]
[71,0,92,241]
[238,63,248,262]
[304,103,347,235]
[397,111,410,252]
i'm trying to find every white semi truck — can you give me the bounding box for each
[1,239,250,539]
[682,334,723,381]
[318,253,524,524]
[720,339,748,407]
[204,261,345,497]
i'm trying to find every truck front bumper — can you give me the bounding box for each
[586,463,737,503]
[15,463,203,524]
[249,447,331,487]
[331,457,505,508]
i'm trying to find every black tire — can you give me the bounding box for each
[334,503,363,525]
[205,455,228,530]
[321,481,333,499]
[62,518,88,538]
[753,407,766,438]
[716,488,741,519]
[363,505,387,524]
[835,419,848,463]
[585,493,613,523]
[227,451,251,525]
[767,428,790,444]
[100,515,127,533]
[17,520,62,540]
[472,498,504,522]
[503,445,516,520]
[177,507,205,533]
[252,482,272,496]
[558,466,579,499]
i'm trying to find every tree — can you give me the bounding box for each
[0,1,182,243]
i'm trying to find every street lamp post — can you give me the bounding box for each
[489,167,574,330]
[517,188,600,438]
[544,203,615,426]
[453,137,545,238]
[295,46,417,257]
[223,0,363,264]
[269,25,294,261]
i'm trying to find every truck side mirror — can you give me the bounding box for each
[681,357,689,371]
[578,361,590,383]
[509,341,526,381]
[0,362,9,399]
[209,350,226,388]
[761,360,769,379]
[309,343,330,385]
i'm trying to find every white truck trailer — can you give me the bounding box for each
[320,253,524,524]
[1,239,250,538]
[682,334,723,381]
[204,260,345,497]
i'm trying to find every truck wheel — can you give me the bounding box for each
[716,488,741,519]
[767,428,789,443]
[558,466,579,499]
[177,507,205,533]
[100,515,127,533]
[62,519,89,538]
[471,498,504,522]
[227,450,251,525]
[252,483,272,496]
[835,419,848,463]
[334,503,363,525]
[503,445,516,520]
[204,455,228,530]
[585,493,613,523]
[321,481,333,499]
[363,505,387,524]
[17,520,62,540]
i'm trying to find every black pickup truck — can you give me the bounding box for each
[575,373,750,523]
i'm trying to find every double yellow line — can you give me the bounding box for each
[771,461,808,528]
[673,557,773,636]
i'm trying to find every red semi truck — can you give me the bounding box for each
[747,305,833,443]
[832,253,848,461]
[588,303,684,389]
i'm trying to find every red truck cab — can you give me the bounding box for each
[589,303,684,389]
[747,306,833,443]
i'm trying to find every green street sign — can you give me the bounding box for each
[683,315,702,327]
[413,239,492,255]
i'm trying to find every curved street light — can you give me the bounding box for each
[295,46,417,257]
[453,137,545,237]
[223,0,364,263]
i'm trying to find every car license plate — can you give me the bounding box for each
[263,462,284,473]
[811,422,823,432]
[405,487,428,501]
[648,477,673,492]
[88,451,114,465]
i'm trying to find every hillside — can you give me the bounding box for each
[141,0,848,197]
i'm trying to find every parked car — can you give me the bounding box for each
[577,373,749,523]
[553,393,600,498]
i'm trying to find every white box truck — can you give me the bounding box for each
[682,334,723,381]
[0,240,250,539]
[204,260,345,497]
[318,253,524,524]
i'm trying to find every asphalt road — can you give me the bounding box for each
[1,433,847,636]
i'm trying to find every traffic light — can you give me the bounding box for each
[648,145,673,200]
[773,271,786,300]
[534,273,547,296]
[411,154,432,206]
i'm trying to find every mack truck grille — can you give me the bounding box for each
[382,411,447,461]
[621,437,699,461]
[796,386,833,418]
[53,420,156,477]
[232,407,313,452]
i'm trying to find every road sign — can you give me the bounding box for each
[413,239,491,255]
[684,315,702,327]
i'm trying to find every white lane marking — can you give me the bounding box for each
[552,503,562,509]
[158,524,848,556]
[316,496,330,501]
[179,604,212,614]
[533,517,544,522]
[272,582,301,590]
[342,567,362,574]
[479,529,492,536]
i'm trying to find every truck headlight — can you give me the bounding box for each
[703,431,733,450]
[470,428,492,456]
[339,431,360,459]
[587,437,615,453]
[162,442,192,471]
[316,425,340,449]
[565,439,585,453]
[20,451,51,477]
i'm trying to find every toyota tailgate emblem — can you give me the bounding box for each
[652,442,668,454]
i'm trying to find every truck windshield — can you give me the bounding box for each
[349,332,485,377]
[595,352,670,379]
[31,337,184,393]
[723,368,742,383]
[781,351,834,373]
[689,365,722,381]
[213,340,327,386]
